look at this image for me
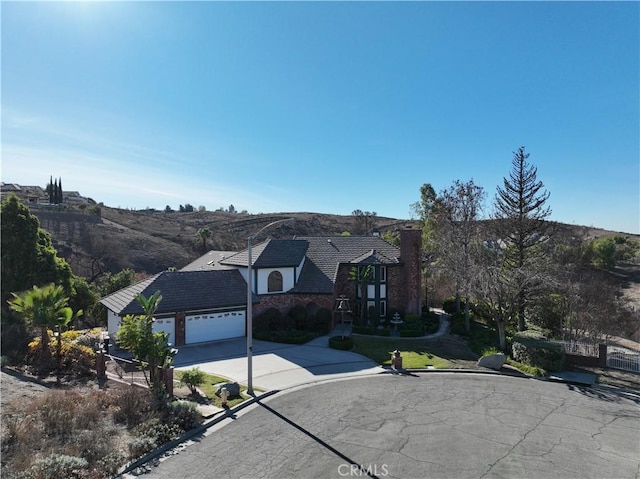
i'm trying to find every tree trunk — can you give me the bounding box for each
[496,320,507,351]
[39,327,51,369]
[464,294,471,333]
[517,290,526,331]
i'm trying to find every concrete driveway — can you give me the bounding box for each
[172,334,383,391]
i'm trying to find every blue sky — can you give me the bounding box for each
[2,1,638,234]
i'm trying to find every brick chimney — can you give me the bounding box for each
[399,227,422,315]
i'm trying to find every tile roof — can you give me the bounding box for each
[221,239,308,268]
[180,250,238,271]
[100,270,252,316]
[292,236,401,294]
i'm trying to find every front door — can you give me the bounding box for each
[175,312,186,346]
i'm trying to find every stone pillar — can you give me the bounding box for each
[96,350,106,381]
[598,344,607,368]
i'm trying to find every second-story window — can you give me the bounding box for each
[268,271,283,292]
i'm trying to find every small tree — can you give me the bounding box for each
[179,367,206,395]
[115,292,177,403]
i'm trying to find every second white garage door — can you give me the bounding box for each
[185,310,246,344]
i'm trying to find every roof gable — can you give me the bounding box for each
[222,239,308,268]
[292,236,401,293]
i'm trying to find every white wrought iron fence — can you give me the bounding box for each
[606,347,640,373]
[553,340,600,357]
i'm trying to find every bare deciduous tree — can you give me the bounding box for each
[433,179,485,332]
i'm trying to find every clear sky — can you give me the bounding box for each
[2,1,638,234]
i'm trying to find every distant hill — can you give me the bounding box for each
[28,201,637,277]
[28,204,409,277]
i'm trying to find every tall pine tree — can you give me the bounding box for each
[493,146,552,331]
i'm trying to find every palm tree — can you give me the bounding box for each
[197,227,213,253]
[349,265,373,325]
[8,283,78,366]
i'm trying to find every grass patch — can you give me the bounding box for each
[175,370,257,408]
[352,336,452,369]
[505,358,546,377]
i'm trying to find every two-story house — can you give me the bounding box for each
[101,227,422,346]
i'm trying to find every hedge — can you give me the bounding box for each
[329,336,354,351]
[511,331,565,372]
[352,326,391,336]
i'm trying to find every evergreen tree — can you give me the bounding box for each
[47,175,54,203]
[1,195,73,306]
[493,146,552,331]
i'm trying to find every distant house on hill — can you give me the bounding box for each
[0,182,91,206]
[0,183,47,204]
[101,228,423,346]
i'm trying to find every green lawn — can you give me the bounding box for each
[352,336,455,369]
[175,370,257,408]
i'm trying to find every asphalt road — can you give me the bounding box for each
[130,373,640,479]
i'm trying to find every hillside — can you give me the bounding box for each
[30,205,409,277]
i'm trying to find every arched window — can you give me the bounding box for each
[268,271,283,292]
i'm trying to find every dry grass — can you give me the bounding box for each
[0,375,202,479]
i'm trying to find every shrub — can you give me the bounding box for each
[253,307,283,332]
[127,435,157,460]
[288,304,307,329]
[111,386,154,427]
[19,454,88,479]
[313,307,332,335]
[168,401,202,431]
[399,329,422,337]
[449,312,469,336]
[62,330,82,342]
[62,343,96,375]
[179,367,206,394]
[131,418,182,450]
[511,331,565,372]
[442,296,473,315]
[353,326,390,336]
[329,336,354,350]
[253,330,317,344]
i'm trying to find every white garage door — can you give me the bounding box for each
[185,310,246,344]
[152,317,175,344]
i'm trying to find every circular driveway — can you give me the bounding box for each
[140,374,639,479]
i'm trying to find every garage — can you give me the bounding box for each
[100,269,251,348]
[185,310,246,344]
[152,317,175,344]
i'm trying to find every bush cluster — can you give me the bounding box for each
[26,329,99,377]
[511,331,565,372]
[2,389,125,479]
[2,384,205,478]
[253,303,332,343]
[329,336,354,350]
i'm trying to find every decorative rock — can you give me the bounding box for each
[215,382,241,399]
[477,353,506,370]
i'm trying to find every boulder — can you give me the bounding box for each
[215,382,241,399]
[477,353,506,370]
